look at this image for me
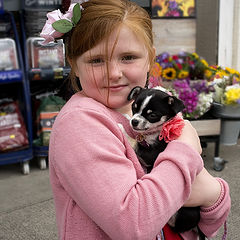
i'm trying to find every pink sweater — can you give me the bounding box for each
[49,93,230,240]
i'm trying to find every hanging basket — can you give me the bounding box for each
[211,102,240,145]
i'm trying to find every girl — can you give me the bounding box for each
[41,0,230,239]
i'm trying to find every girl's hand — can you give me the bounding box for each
[184,168,221,208]
[177,120,202,154]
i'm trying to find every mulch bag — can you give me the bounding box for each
[0,100,29,152]
[34,95,65,146]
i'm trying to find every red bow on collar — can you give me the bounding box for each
[159,114,185,143]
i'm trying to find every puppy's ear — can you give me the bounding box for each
[127,86,142,101]
[167,96,185,114]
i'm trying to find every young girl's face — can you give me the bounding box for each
[74,25,151,114]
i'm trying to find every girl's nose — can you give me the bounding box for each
[109,61,122,80]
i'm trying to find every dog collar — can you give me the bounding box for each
[135,123,164,148]
[136,134,150,147]
[135,114,184,146]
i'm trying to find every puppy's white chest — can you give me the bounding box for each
[143,132,160,145]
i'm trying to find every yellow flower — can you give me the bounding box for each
[201,59,208,68]
[225,88,240,104]
[178,70,189,79]
[151,62,162,77]
[215,70,228,78]
[225,67,238,75]
[209,66,218,71]
[180,0,195,16]
[204,69,213,79]
[157,3,168,17]
[162,67,177,80]
[192,52,199,59]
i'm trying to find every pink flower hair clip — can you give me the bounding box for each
[40,1,88,44]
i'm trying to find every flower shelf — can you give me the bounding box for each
[190,119,221,136]
[190,118,226,171]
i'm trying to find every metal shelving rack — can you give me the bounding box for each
[20,0,70,170]
[0,10,33,174]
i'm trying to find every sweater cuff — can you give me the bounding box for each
[198,178,231,238]
[200,178,226,212]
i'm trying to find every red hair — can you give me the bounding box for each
[65,0,155,92]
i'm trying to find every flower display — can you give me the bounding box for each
[152,51,210,82]
[210,70,240,106]
[149,51,240,118]
[171,79,214,119]
[149,51,215,119]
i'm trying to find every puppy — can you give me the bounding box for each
[127,86,205,239]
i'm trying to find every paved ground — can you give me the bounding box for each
[0,139,239,240]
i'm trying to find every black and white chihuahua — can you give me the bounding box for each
[127,86,205,239]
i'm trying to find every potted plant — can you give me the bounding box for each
[210,69,240,145]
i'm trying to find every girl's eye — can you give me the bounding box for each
[89,58,104,65]
[122,55,136,62]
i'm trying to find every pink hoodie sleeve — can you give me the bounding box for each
[199,178,231,237]
[51,106,204,240]
[181,178,231,240]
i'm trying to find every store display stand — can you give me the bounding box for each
[20,8,70,170]
[19,13,47,170]
[0,10,33,174]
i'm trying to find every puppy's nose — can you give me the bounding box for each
[131,119,139,127]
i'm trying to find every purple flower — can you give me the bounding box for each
[190,80,213,94]
[160,62,173,69]
[178,51,188,57]
[173,80,198,113]
[156,52,170,62]
[169,1,178,9]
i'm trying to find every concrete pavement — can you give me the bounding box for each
[0,140,239,239]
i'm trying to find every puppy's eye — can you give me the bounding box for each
[146,110,157,118]
[147,110,152,114]
[132,103,137,112]
[148,113,158,118]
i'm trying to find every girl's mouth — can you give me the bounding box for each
[107,84,128,92]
